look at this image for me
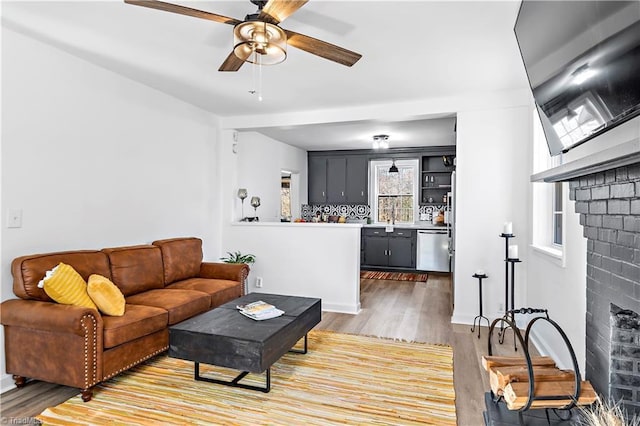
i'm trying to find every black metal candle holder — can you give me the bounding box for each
[471,273,490,339]
[498,233,523,351]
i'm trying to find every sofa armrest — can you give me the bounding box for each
[1,299,104,392]
[1,299,103,336]
[199,262,250,295]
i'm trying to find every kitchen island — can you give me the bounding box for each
[225,222,362,314]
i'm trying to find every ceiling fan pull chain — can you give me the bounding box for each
[258,52,263,102]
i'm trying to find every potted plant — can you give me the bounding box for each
[220,251,256,265]
[220,251,256,294]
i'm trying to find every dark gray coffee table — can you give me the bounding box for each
[169,293,321,392]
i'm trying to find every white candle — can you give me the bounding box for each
[503,222,513,235]
[508,245,518,259]
[475,269,485,276]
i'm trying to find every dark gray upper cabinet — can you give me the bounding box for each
[308,147,454,206]
[346,156,368,204]
[327,157,347,203]
[308,156,327,204]
[308,154,369,205]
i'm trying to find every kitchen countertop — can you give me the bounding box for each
[363,222,449,230]
[230,221,448,230]
[232,221,363,228]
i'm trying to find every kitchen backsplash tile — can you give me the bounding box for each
[301,204,445,221]
[301,204,370,220]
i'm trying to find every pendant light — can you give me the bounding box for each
[389,160,399,173]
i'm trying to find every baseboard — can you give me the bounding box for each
[322,302,361,315]
[450,312,475,325]
[528,328,572,370]
[1,374,16,394]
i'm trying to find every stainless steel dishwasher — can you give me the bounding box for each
[417,229,450,272]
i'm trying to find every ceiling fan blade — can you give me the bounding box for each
[285,30,362,67]
[259,0,308,24]
[124,0,241,26]
[218,50,251,72]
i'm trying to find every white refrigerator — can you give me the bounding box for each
[447,171,456,308]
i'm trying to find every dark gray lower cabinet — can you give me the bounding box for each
[362,228,416,269]
[364,236,389,266]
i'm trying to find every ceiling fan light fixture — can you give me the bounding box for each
[233,20,287,65]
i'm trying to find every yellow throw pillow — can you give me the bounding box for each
[37,263,98,310]
[87,274,125,316]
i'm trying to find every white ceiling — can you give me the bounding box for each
[2,1,530,150]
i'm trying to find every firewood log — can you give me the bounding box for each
[489,365,575,396]
[503,380,598,410]
[482,355,556,371]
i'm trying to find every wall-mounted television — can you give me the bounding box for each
[514,1,640,156]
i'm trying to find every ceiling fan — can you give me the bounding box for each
[124,0,362,72]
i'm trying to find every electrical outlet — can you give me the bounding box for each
[255,277,263,288]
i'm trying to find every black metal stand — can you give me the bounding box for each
[485,311,586,423]
[498,233,513,345]
[471,273,490,338]
[195,363,272,393]
[192,334,309,393]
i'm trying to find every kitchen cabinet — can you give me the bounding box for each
[362,228,416,269]
[308,154,368,204]
[327,157,347,203]
[345,156,368,204]
[308,156,328,204]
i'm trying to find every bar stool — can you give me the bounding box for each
[471,273,490,339]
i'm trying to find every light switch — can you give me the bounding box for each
[7,209,22,228]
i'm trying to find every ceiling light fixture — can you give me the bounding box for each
[372,134,390,149]
[235,18,287,102]
[389,160,399,173]
[234,20,287,66]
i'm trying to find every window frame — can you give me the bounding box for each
[370,158,419,225]
[531,109,566,266]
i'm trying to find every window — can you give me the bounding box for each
[552,182,563,245]
[532,109,565,262]
[370,159,419,224]
[280,173,291,221]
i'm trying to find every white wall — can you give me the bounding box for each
[226,223,362,313]
[1,28,220,392]
[527,199,587,372]
[219,131,358,313]
[452,107,532,325]
[236,132,308,222]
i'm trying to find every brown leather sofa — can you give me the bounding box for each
[0,237,249,401]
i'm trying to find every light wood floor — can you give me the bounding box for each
[1,274,523,425]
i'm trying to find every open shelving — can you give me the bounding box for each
[420,155,454,205]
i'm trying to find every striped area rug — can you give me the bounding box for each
[37,330,455,425]
[360,270,429,282]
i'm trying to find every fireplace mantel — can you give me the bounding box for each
[531,139,640,183]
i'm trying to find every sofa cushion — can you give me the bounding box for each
[152,237,203,285]
[167,278,241,308]
[125,289,210,325]
[102,304,168,348]
[37,263,98,310]
[102,245,164,296]
[88,274,126,316]
[12,251,110,302]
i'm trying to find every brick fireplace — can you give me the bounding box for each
[568,162,640,416]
